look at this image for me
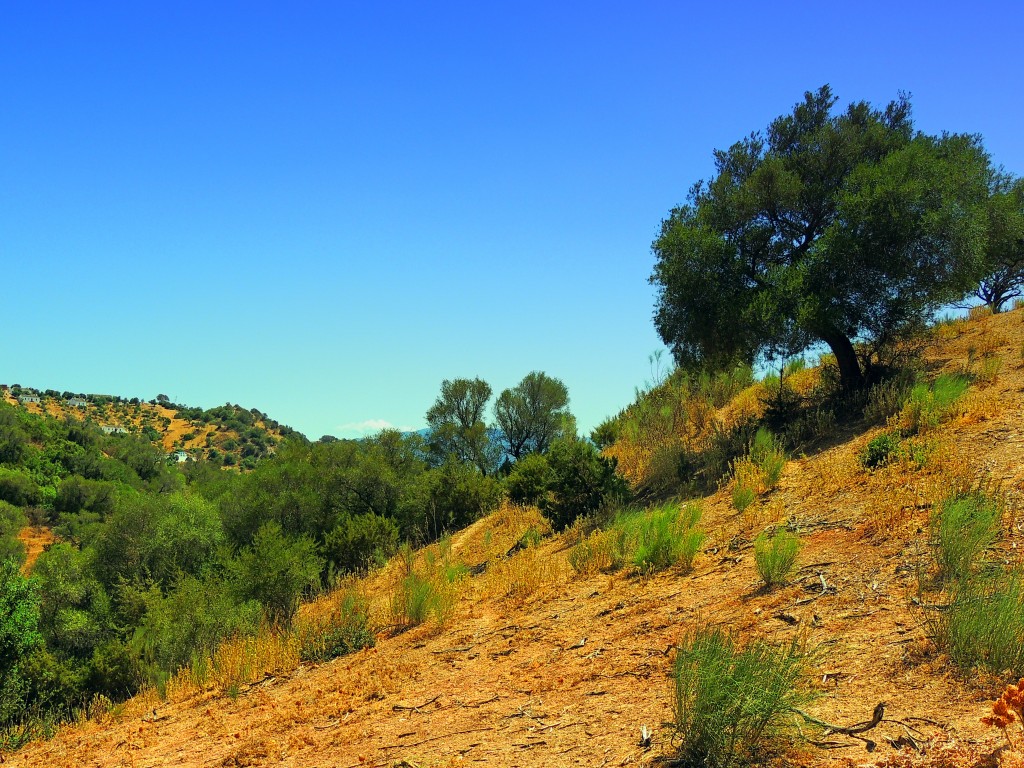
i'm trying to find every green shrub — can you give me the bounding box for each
[297,590,375,663]
[388,544,462,628]
[505,452,551,506]
[226,522,323,626]
[0,560,43,725]
[628,504,705,574]
[930,492,1000,582]
[860,432,903,469]
[932,571,1024,676]
[323,512,399,575]
[541,438,628,531]
[672,626,812,768]
[569,503,704,576]
[900,374,969,434]
[731,483,755,513]
[754,530,801,589]
[750,428,786,490]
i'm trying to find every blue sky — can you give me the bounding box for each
[2,2,1021,439]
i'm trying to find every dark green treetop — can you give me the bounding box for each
[651,85,992,388]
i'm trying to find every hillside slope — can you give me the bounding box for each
[9,308,1024,768]
[0,389,296,467]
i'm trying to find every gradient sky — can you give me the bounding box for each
[2,2,1021,439]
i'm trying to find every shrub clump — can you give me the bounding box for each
[754,529,801,589]
[931,491,1001,582]
[568,503,704,576]
[933,571,1024,676]
[898,374,969,435]
[860,432,903,469]
[672,626,813,768]
[297,590,375,663]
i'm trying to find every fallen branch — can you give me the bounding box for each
[379,726,496,750]
[794,701,886,752]
[392,694,441,712]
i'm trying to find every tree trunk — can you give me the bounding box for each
[821,333,864,390]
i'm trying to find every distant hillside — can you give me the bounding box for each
[0,387,301,468]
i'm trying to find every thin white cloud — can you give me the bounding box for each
[335,419,415,438]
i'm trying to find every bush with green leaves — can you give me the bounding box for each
[672,626,813,768]
[569,503,704,575]
[132,575,262,685]
[226,521,323,626]
[899,374,969,435]
[505,452,552,507]
[750,428,786,490]
[323,512,399,576]
[930,491,1000,582]
[731,483,755,513]
[627,503,705,574]
[297,590,375,663]
[540,437,628,530]
[389,543,463,628]
[0,560,43,725]
[0,502,26,565]
[932,571,1024,676]
[860,432,903,469]
[754,530,801,589]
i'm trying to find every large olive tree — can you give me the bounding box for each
[651,86,991,388]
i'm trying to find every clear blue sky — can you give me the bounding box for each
[2,2,1021,439]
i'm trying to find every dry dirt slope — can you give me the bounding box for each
[9,309,1024,768]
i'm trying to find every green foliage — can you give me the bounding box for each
[411,457,501,542]
[899,374,969,435]
[569,503,704,575]
[0,502,26,565]
[754,530,801,588]
[750,428,785,489]
[932,571,1024,676]
[0,560,43,724]
[494,371,572,460]
[133,575,261,678]
[297,590,375,663]
[731,483,755,513]
[504,452,552,507]
[323,512,399,575]
[540,438,628,531]
[627,503,705,574]
[33,544,113,658]
[930,492,1000,582]
[651,86,991,389]
[672,626,813,768]
[976,176,1024,313]
[226,521,323,626]
[861,432,903,469]
[388,544,462,628]
[0,468,42,507]
[426,377,498,474]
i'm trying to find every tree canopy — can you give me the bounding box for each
[650,85,992,388]
[976,175,1024,312]
[494,371,572,461]
[425,378,497,475]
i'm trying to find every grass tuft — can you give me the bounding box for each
[753,529,801,589]
[672,625,813,768]
[932,572,1024,676]
[930,491,1001,582]
[568,503,704,576]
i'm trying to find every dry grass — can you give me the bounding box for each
[483,544,565,601]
